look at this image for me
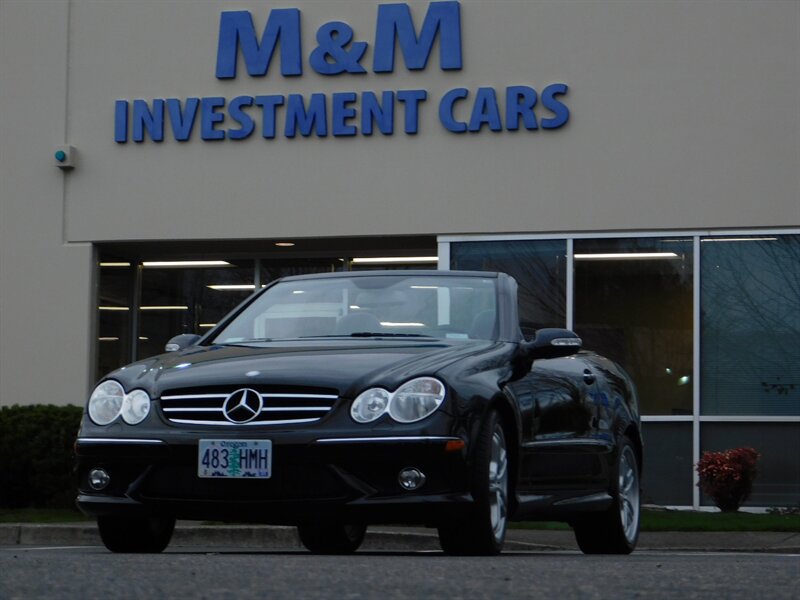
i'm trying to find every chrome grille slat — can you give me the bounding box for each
[159,386,339,426]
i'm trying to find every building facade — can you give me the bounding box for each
[1,0,798,508]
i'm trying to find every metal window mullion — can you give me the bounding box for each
[130,263,142,363]
[566,238,574,329]
[692,235,701,509]
[437,239,450,271]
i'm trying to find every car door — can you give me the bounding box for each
[512,355,610,493]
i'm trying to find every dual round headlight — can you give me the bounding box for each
[88,380,151,426]
[351,377,445,424]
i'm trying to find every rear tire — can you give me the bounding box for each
[438,409,509,556]
[573,437,640,554]
[97,515,175,553]
[297,522,366,554]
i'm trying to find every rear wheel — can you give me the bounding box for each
[438,409,509,555]
[97,515,175,553]
[573,437,640,554]
[297,522,367,554]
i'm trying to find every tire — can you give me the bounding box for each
[438,409,509,556]
[573,437,640,554]
[297,522,367,554]
[97,515,175,553]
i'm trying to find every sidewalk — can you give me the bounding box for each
[1,523,798,553]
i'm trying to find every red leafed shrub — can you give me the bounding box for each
[696,447,760,512]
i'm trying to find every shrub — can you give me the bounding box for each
[696,447,760,512]
[0,405,83,509]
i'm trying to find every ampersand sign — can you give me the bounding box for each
[310,22,368,75]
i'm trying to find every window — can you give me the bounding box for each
[701,423,800,506]
[574,238,694,416]
[701,235,800,415]
[96,262,134,378]
[137,260,255,359]
[450,240,566,336]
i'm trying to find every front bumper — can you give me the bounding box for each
[75,435,472,525]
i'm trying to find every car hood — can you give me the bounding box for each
[108,339,508,398]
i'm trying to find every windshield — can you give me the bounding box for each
[210,274,498,343]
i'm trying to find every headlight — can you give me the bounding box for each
[350,377,446,424]
[351,388,391,423]
[88,380,124,425]
[88,381,151,426]
[121,389,151,424]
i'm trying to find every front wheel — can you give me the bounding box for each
[297,522,367,554]
[439,409,509,555]
[97,515,175,553]
[573,437,640,554]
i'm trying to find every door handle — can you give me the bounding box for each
[583,369,596,385]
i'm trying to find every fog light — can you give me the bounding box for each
[88,468,110,491]
[398,468,426,491]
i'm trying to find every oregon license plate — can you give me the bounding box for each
[198,439,272,479]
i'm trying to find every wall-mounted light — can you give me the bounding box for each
[275,242,295,247]
[99,262,131,267]
[54,145,77,169]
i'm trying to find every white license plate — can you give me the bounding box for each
[198,439,272,479]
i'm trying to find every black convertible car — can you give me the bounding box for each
[76,270,641,555]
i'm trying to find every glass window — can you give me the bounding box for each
[640,422,694,506]
[574,238,694,416]
[96,262,134,381]
[450,240,566,336]
[700,423,800,507]
[137,260,255,359]
[701,235,800,416]
[260,259,339,285]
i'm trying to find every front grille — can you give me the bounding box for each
[159,385,339,426]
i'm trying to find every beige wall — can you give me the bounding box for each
[0,0,94,407]
[1,0,798,405]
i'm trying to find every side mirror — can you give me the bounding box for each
[525,328,582,359]
[165,333,201,352]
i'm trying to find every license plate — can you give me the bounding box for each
[198,439,272,479]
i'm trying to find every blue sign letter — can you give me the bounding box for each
[374,2,462,73]
[541,83,570,129]
[216,9,302,79]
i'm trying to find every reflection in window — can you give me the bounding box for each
[450,240,566,335]
[574,238,693,416]
[261,259,339,286]
[701,423,800,506]
[701,235,800,415]
[137,260,255,359]
[640,422,693,505]
[96,262,134,381]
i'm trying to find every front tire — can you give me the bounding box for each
[573,437,640,554]
[297,522,366,554]
[97,515,175,553]
[439,409,509,555]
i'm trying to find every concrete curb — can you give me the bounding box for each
[1,523,798,553]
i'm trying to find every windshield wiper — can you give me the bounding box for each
[349,332,431,338]
[214,338,274,346]
[299,333,433,339]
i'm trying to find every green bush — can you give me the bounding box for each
[0,405,83,509]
